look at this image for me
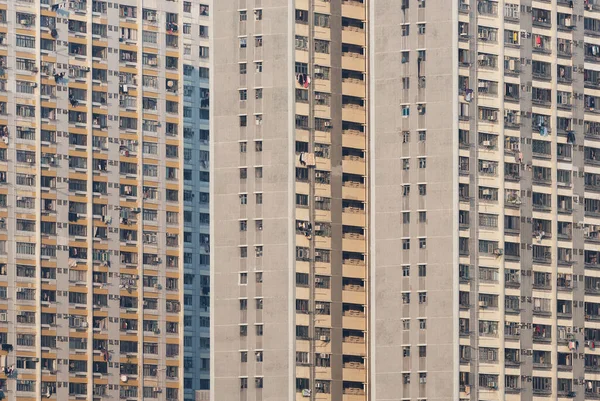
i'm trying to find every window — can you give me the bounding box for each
[240,273,248,285]
[402,24,410,36]
[240,194,248,204]
[419,319,427,329]
[240,63,247,74]
[315,39,330,54]
[402,293,410,304]
[419,211,427,222]
[402,239,410,250]
[419,238,426,249]
[418,264,427,277]
[403,212,410,224]
[418,23,426,34]
[402,158,410,170]
[418,158,427,168]
[16,35,35,48]
[418,184,427,195]
[255,62,263,72]
[418,130,426,141]
[419,292,427,304]
[403,185,410,196]
[402,266,410,276]
[402,105,410,117]
[402,131,410,143]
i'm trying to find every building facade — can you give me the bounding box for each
[0,0,210,399]
[212,0,600,400]
[211,0,368,400]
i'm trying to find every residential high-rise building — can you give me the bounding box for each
[212,0,369,400]
[0,0,210,399]
[212,0,600,400]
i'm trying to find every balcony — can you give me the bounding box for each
[342,78,366,98]
[342,129,365,149]
[343,366,366,383]
[341,52,365,71]
[342,155,366,175]
[341,0,365,20]
[341,27,365,47]
[342,207,365,227]
[342,337,365,356]
[343,311,366,331]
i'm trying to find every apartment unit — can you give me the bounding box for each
[0,0,210,400]
[212,0,600,400]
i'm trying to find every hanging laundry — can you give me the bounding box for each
[540,126,548,137]
[296,73,308,87]
[299,153,306,165]
[536,36,541,46]
[465,89,473,102]
[303,75,311,88]
[567,131,576,144]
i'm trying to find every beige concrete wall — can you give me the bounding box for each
[369,0,459,399]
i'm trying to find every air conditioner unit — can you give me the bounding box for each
[153,387,162,393]
[81,321,89,328]
[319,353,328,359]
[154,284,162,290]
[479,300,487,308]
[319,335,330,342]
[153,328,160,334]
[482,140,491,146]
[147,15,156,21]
